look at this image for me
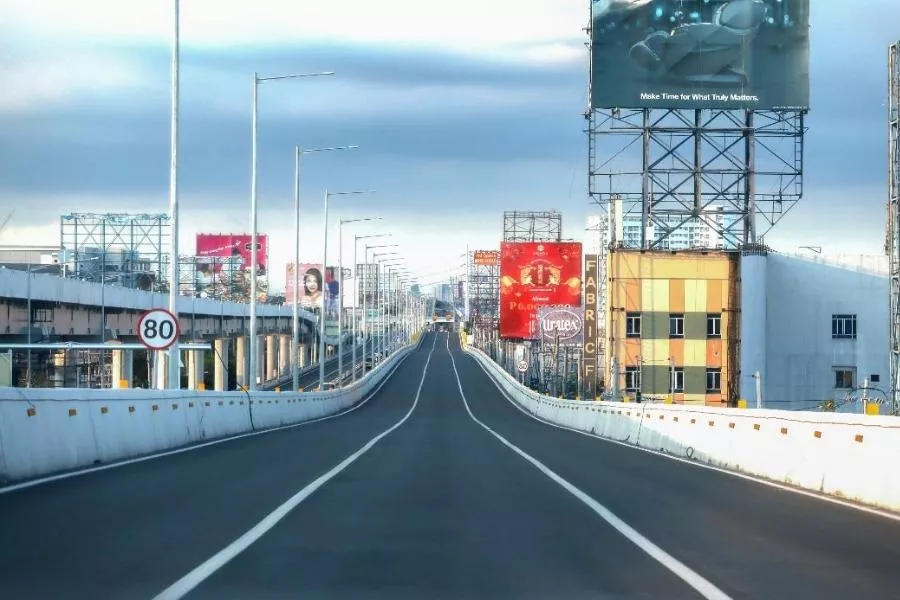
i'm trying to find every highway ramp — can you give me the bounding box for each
[1,331,898,599]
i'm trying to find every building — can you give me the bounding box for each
[604,247,890,412]
[611,199,740,250]
[0,246,62,276]
[741,250,889,412]
[606,249,740,405]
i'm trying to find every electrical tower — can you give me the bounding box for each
[889,41,900,415]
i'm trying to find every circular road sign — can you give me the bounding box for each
[517,360,529,373]
[137,308,180,350]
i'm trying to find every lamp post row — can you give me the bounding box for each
[165,3,420,390]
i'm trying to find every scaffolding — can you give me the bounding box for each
[60,213,170,292]
[889,41,900,415]
[502,211,563,243]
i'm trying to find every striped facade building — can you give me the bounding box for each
[606,250,741,405]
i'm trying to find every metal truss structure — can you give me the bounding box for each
[888,41,900,415]
[60,213,170,292]
[587,108,806,250]
[502,211,562,243]
[467,252,500,329]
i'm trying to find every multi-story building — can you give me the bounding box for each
[603,247,890,412]
[611,200,740,250]
[606,249,740,405]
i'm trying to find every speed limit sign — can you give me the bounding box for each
[137,308,180,350]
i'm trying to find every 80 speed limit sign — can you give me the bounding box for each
[137,308,180,350]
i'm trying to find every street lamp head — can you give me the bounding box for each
[299,145,359,155]
[328,189,377,197]
[258,71,335,82]
[341,216,382,225]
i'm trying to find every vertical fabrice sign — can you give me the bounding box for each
[583,254,599,400]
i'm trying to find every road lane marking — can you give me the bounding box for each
[447,347,734,600]
[151,333,438,600]
[0,342,418,496]
[455,340,900,525]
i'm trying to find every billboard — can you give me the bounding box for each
[473,250,500,266]
[286,263,342,335]
[499,242,582,339]
[583,254,600,399]
[196,234,268,274]
[537,307,584,346]
[591,0,810,110]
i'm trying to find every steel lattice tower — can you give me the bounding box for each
[888,42,900,415]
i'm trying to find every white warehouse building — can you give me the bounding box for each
[740,251,890,413]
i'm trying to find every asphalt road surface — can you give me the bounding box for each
[1,331,899,599]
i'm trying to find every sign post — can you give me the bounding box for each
[138,309,180,388]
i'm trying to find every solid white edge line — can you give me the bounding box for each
[460,342,900,524]
[151,333,438,600]
[0,339,421,496]
[447,345,734,600]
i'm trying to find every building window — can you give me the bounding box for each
[626,312,641,338]
[625,366,641,392]
[31,308,53,323]
[832,314,857,339]
[834,367,856,390]
[707,313,722,338]
[670,367,685,393]
[669,313,684,338]
[706,368,722,392]
[870,374,881,383]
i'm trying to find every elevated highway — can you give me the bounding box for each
[1,331,898,599]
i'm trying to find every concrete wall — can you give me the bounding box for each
[0,339,419,484]
[465,344,900,513]
[740,253,890,412]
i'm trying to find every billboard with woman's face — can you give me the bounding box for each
[286,263,325,309]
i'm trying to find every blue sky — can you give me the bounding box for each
[0,0,897,290]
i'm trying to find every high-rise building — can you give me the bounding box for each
[607,199,740,250]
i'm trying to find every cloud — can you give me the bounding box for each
[0,42,586,209]
[0,0,588,50]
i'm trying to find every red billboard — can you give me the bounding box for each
[499,242,582,339]
[196,234,268,275]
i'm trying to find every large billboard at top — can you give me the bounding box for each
[196,234,268,274]
[591,0,809,110]
[499,242,582,339]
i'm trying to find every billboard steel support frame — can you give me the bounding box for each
[502,211,562,244]
[587,107,806,251]
[60,213,171,292]
[888,41,900,415]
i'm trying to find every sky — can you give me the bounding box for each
[0,0,897,292]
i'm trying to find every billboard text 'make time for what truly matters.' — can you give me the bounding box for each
[591,0,810,110]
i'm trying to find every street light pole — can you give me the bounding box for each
[366,245,398,374]
[352,233,390,382]
[249,69,333,392]
[167,0,180,390]
[318,189,376,391]
[291,144,358,392]
[337,217,380,387]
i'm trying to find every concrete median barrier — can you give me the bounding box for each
[0,338,422,485]
[464,345,900,513]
